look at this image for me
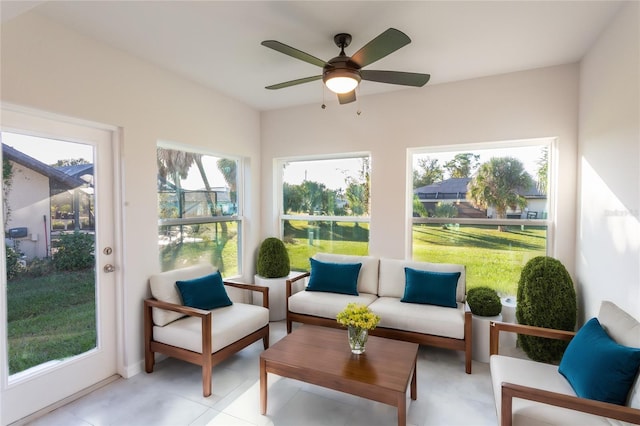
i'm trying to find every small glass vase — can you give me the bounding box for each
[347,326,369,354]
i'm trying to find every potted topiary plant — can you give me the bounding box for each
[467,286,502,363]
[255,237,292,321]
[516,256,576,363]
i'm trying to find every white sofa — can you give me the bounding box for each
[286,253,472,373]
[490,301,640,425]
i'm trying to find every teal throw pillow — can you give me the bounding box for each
[559,317,640,405]
[401,268,460,308]
[306,258,361,296]
[176,271,233,310]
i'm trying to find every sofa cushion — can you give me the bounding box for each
[153,302,268,353]
[149,263,216,326]
[313,253,379,294]
[288,290,378,321]
[176,271,233,310]
[559,317,640,405]
[401,267,460,308]
[306,258,361,295]
[369,297,465,339]
[490,355,613,425]
[378,258,466,302]
[598,300,640,409]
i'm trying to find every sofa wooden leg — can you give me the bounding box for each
[144,350,154,373]
[263,328,270,349]
[286,319,292,334]
[202,365,212,397]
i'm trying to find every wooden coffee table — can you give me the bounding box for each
[260,325,418,426]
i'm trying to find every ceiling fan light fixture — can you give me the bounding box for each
[323,69,361,94]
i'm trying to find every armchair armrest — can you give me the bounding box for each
[286,272,310,298]
[500,382,640,426]
[144,297,210,318]
[223,280,269,309]
[490,321,575,356]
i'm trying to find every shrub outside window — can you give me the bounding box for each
[157,145,242,276]
[411,140,553,296]
[278,155,370,271]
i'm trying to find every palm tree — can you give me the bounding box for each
[467,157,533,230]
[157,148,230,271]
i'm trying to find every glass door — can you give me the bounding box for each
[0,107,119,425]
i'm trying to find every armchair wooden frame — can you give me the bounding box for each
[144,281,270,397]
[489,321,640,426]
[286,273,473,374]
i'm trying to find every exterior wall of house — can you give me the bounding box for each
[5,161,50,260]
[1,12,261,376]
[262,64,579,280]
[577,1,639,321]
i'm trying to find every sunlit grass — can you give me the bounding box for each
[7,269,96,374]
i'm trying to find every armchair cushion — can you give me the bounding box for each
[176,271,233,310]
[149,263,216,326]
[401,267,460,308]
[306,258,361,296]
[559,317,640,405]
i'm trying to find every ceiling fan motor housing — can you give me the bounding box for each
[322,55,362,85]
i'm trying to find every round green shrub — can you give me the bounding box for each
[256,237,290,278]
[516,256,576,363]
[467,287,502,316]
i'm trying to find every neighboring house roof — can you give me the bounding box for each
[55,163,94,179]
[415,177,546,200]
[2,144,85,188]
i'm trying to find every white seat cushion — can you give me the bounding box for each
[313,253,380,295]
[149,263,216,326]
[369,297,465,339]
[378,258,466,302]
[288,290,378,320]
[153,302,268,353]
[490,355,617,426]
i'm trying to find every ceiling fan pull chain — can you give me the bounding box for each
[356,87,362,116]
[321,82,326,109]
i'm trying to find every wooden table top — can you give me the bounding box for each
[261,325,419,393]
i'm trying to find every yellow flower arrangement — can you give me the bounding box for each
[336,303,380,330]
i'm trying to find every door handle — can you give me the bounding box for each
[103,264,115,273]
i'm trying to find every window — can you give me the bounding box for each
[157,144,241,275]
[410,139,553,296]
[278,155,370,271]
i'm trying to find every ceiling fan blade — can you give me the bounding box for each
[338,91,356,104]
[261,40,327,68]
[265,75,322,90]
[361,70,430,87]
[350,28,411,68]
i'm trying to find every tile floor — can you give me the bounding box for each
[28,322,497,426]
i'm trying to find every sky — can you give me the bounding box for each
[2,132,94,165]
[282,157,366,190]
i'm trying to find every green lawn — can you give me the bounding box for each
[284,220,546,296]
[6,269,96,374]
[413,224,546,296]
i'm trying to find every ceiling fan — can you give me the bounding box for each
[261,28,430,105]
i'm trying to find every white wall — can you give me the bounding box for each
[1,13,262,375]
[261,64,579,274]
[5,161,49,260]
[577,1,639,321]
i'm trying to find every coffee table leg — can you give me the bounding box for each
[411,361,417,400]
[397,393,406,426]
[260,358,267,414]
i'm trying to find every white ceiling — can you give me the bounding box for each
[1,1,624,111]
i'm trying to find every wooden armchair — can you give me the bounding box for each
[489,310,640,426]
[144,264,270,397]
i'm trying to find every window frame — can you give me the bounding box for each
[157,140,244,277]
[407,138,556,258]
[275,152,371,255]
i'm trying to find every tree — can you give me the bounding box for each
[412,195,428,217]
[157,148,231,271]
[467,157,533,230]
[434,202,458,218]
[536,147,548,194]
[444,153,480,178]
[50,158,90,167]
[413,157,443,188]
